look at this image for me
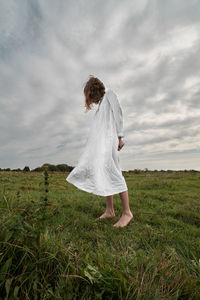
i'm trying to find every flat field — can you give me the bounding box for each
[0,171,200,299]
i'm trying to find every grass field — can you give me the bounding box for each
[0,170,200,299]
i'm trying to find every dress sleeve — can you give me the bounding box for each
[107,89,125,138]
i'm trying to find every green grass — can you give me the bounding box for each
[0,171,200,299]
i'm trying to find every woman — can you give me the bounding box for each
[66,75,133,227]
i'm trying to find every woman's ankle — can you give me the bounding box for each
[122,210,133,216]
[106,208,115,214]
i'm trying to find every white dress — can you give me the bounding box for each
[66,88,128,196]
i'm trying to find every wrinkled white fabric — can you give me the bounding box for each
[66,88,128,196]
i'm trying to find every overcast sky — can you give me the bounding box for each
[0,0,200,171]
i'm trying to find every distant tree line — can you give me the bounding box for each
[0,164,199,173]
[0,163,74,172]
[126,168,199,174]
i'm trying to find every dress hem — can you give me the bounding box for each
[66,178,128,197]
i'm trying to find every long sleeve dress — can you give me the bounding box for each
[66,88,128,196]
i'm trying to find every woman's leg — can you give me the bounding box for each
[113,190,133,227]
[95,195,115,220]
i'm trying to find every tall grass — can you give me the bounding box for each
[0,170,200,299]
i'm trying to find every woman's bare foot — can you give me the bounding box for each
[95,210,115,220]
[112,211,133,228]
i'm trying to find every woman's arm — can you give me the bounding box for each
[107,89,125,138]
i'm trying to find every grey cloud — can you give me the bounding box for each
[0,0,200,170]
[126,115,200,132]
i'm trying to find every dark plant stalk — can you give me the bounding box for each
[16,190,20,205]
[43,166,49,207]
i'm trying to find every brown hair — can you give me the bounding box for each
[83,75,105,111]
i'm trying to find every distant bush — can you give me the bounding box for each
[31,167,44,172]
[12,168,22,172]
[23,166,30,172]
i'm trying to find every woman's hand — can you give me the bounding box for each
[118,137,125,151]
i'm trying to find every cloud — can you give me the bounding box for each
[0,0,200,170]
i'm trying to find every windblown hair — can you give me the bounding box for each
[83,75,105,111]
